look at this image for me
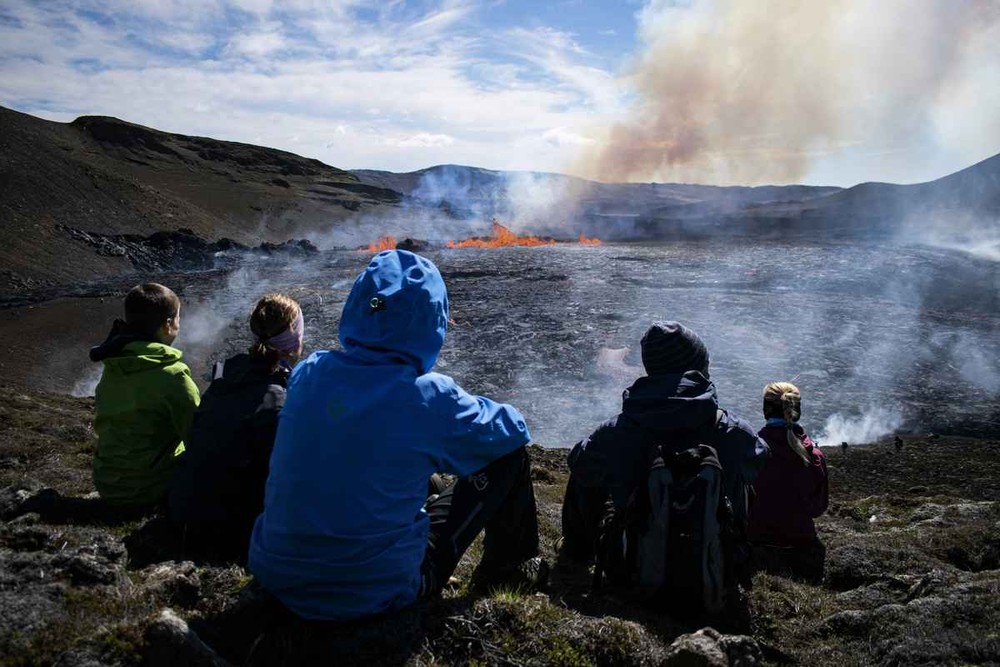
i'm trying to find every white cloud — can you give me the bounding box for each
[224,25,287,58]
[0,0,621,175]
[393,132,456,148]
[3,0,991,184]
[543,126,595,147]
[0,0,623,175]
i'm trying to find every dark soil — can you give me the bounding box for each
[0,390,997,666]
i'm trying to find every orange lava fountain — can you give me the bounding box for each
[447,221,555,249]
[361,235,397,253]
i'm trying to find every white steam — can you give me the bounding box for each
[904,212,1000,263]
[817,407,905,446]
[69,365,102,398]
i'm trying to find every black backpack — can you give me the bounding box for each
[593,421,741,616]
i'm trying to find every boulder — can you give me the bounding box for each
[140,561,201,608]
[663,627,762,666]
[144,608,230,667]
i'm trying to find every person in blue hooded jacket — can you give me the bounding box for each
[560,322,770,566]
[248,250,544,622]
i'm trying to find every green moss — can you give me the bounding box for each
[544,636,592,666]
[94,624,145,665]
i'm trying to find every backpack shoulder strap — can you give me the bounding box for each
[212,360,226,381]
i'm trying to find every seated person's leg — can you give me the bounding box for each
[421,447,541,596]
[18,489,156,525]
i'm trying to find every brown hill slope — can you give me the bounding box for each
[720,152,1000,238]
[0,106,402,294]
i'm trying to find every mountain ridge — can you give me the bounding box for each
[2,105,998,295]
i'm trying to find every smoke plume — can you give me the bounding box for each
[580,0,1000,185]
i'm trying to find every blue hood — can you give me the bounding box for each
[338,250,449,373]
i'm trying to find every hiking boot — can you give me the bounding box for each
[15,488,62,520]
[470,556,550,593]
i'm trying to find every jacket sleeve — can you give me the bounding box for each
[567,422,642,508]
[723,413,770,485]
[242,383,284,454]
[239,384,285,506]
[743,433,771,484]
[167,369,201,454]
[717,414,770,523]
[567,429,611,489]
[428,377,531,476]
[801,438,829,518]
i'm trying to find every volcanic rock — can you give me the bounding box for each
[144,608,229,667]
[395,237,430,252]
[663,628,728,666]
[140,562,202,608]
[58,226,317,273]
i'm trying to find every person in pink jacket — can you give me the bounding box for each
[747,382,829,583]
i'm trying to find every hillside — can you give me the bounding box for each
[352,164,843,238]
[710,152,1000,239]
[354,154,1000,241]
[3,104,998,296]
[0,106,402,294]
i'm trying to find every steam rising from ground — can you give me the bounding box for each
[70,366,102,398]
[309,168,590,249]
[905,212,1000,263]
[66,240,999,444]
[579,0,1000,185]
[818,407,905,447]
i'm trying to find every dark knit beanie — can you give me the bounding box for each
[640,322,710,376]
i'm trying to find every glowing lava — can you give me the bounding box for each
[362,235,397,253]
[447,221,555,249]
[447,221,601,248]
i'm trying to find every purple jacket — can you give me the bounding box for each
[747,423,828,546]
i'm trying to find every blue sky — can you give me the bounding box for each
[0,0,998,186]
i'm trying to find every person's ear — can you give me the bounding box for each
[157,316,179,343]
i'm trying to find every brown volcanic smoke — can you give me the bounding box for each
[580,0,1000,185]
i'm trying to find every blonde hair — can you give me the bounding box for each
[249,293,301,370]
[763,381,810,466]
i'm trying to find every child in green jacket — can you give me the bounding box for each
[89,283,201,509]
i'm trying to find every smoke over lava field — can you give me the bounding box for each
[76,238,996,447]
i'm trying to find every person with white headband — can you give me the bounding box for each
[168,293,304,564]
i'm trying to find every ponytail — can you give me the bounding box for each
[249,293,303,372]
[764,381,811,467]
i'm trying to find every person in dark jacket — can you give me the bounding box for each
[560,321,770,566]
[168,293,304,563]
[747,382,829,583]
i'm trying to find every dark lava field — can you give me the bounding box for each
[65,239,996,446]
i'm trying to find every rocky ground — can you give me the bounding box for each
[0,389,998,666]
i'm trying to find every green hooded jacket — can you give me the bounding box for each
[93,341,201,506]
